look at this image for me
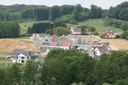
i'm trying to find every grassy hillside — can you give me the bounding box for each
[19,19,124,35]
[19,20,49,35]
[19,21,34,35]
[79,19,123,34]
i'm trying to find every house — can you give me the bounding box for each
[38,34,87,57]
[50,38,72,49]
[40,38,72,56]
[102,30,117,39]
[10,48,37,63]
[70,27,81,35]
[38,34,112,58]
[60,39,72,49]
[30,33,51,46]
[66,34,85,45]
[88,45,111,57]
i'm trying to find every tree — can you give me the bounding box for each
[55,14,74,23]
[49,6,61,21]
[27,22,52,34]
[88,26,96,34]
[0,69,5,85]
[22,8,35,20]
[120,23,128,31]
[41,57,69,85]
[79,25,88,35]
[10,64,21,85]
[112,79,128,85]
[94,51,128,85]
[9,12,22,21]
[41,49,95,85]
[78,12,89,21]
[73,4,83,21]
[70,82,86,85]
[34,8,49,20]
[0,22,20,38]
[121,31,128,40]
[54,26,70,36]
[45,28,53,35]
[118,8,128,20]
[60,5,74,16]
[24,61,38,85]
[108,2,128,20]
[89,5,103,18]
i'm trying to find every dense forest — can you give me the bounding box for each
[0,49,128,85]
[0,2,127,22]
[108,2,128,20]
[0,4,101,21]
[0,22,20,38]
[0,2,128,38]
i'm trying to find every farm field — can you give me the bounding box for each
[19,20,49,35]
[19,19,124,35]
[102,39,128,50]
[81,35,128,50]
[0,38,40,65]
[81,35,98,41]
[0,39,39,52]
[79,19,123,34]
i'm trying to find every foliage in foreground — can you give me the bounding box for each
[121,31,128,40]
[0,49,128,85]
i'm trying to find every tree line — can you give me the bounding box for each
[0,4,104,22]
[104,17,128,31]
[0,2,128,38]
[108,2,128,20]
[0,2,128,22]
[27,22,53,34]
[121,31,128,40]
[27,22,70,36]
[0,22,20,38]
[0,49,128,85]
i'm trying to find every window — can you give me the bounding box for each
[21,60,24,63]
[21,57,24,59]
[45,39,48,42]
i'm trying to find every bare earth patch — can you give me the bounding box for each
[0,39,39,52]
[81,35,98,41]
[102,39,128,50]
[81,35,128,50]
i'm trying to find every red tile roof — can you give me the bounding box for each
[50,41,58,46]
[62,39,72,47]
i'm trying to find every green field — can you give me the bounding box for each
[79,19,123,34]
[0,51,8,58]
[19,19,124,35]
[0,51,13,66]
[19,20,49,35]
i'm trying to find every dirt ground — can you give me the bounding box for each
[0,39,39,52]
[81,35,98,41]
[0,36,127,52]
[81,35,128,50]
[102,39,128,50]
